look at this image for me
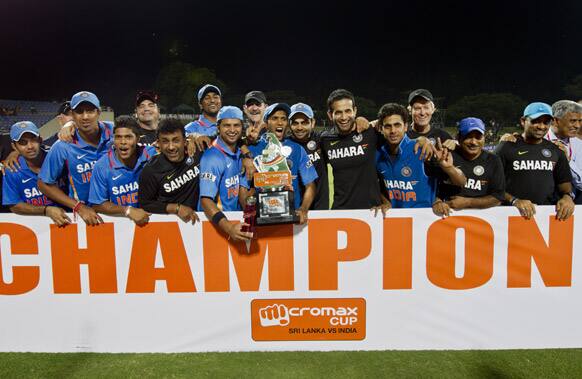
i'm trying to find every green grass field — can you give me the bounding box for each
[1,349,582,378]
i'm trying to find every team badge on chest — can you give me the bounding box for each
[541,149,551,158]
[401,166,412,177]
[473,165,484,176]
[307,140,317,151]
[353,133,363,143]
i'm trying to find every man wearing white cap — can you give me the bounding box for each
[38,91,113,225]
[185,84,222,137]
[494,102,574,220]
[3,121,70,225]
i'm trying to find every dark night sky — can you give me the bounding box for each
[2,0,581,112]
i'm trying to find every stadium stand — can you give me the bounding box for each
[0,99,60,132]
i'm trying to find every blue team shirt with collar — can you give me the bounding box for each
[185,114,218,137]
[2,155,64,206]
[376,134,438,208]
[88,145,157,207]
[39,121,114,203]
[248,135,318,209]
[198,137,249,211]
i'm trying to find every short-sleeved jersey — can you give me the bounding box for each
[407,127,452,144]
[2,153,66,206]
[185,114,217,137]
[437,150,505,201]
[39,121,113,203]
[289,131,329,210]
[494,138,572,205]
[138,152,202,213]
[248,136,318,209]
[137,127,157,146]
[199,137,249,211]
[376,135,442,208]
[321,127,381,209]
[88,145,157,207]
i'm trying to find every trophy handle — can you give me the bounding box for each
[253,156,263,171]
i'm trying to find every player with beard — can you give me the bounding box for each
[200,106,254,241]
[3,121,70,225]
[246,103,317,224]
[288,103,329,210]
[432,117,505,217]
[242,90,268,146]
[39,91,113,225]
[89,116,156,226]
[138,118,201,224]
[134,90,161,145]
[321,89,389,211]
[495,102,574,220]
[407,89,452,143]
[185,84,222,137]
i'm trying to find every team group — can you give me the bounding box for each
[2,85,581,241]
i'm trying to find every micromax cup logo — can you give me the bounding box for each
[259,304,290,327]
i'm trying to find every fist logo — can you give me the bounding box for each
[259,304,290,327]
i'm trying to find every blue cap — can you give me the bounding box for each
[263,103,291,122]
[523,102,552,119]
[217,106,244,122]
[70,91,100,110]
[197,84,221,102]
[290,103,314,119]
[10,121,40,142]
[458,117,486,136]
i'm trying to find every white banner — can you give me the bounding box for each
[0,206,580,352]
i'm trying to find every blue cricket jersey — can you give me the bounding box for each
[376,135,439,208]
[198,137,249,211]
[248,136,318,209]
[185,114,218,137]
[88,145,157,207]
[39,121,114,203]
[2,154,65,206]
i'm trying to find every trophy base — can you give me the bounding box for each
[256,190,299,226]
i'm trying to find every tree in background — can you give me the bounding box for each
[564,74,582,101]
[154,62,226,111]
[446,93,526,136]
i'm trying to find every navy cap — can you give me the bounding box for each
[523,102,552,119]
[70,91,100,110]
[197,84,221,102]
[217,106,244,122]
[408,89,434,105]
[458,117,486,136]
[245,91,267,105]
[290,103,314,119]
[263,103,291,122]
[10,121,40,142]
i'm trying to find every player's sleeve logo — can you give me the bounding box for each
[259,304,290,327]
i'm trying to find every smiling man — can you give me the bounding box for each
[199,106,253,241]
[138,118,201,224]
[550,100,582,204]
[134,90,161,145]
[185,84,222,137]
[407,89,452,143]
[494,102,575,220]
[89,116,156,226]
[246,103,317,224]
[432,117,505,217]
[3,121,70,226]
[38,91,113,225]
[321,89,387,210]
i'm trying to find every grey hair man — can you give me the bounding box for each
[550,100,582,204]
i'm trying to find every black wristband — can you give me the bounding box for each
[211,211,226,225]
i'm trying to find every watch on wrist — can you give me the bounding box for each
[563,192,575,200]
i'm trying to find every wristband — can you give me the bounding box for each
[211,211,226,225]
[72,201,83,221]
[510,198,519,206]
[563,192,575,201]
[124,206,132,217]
